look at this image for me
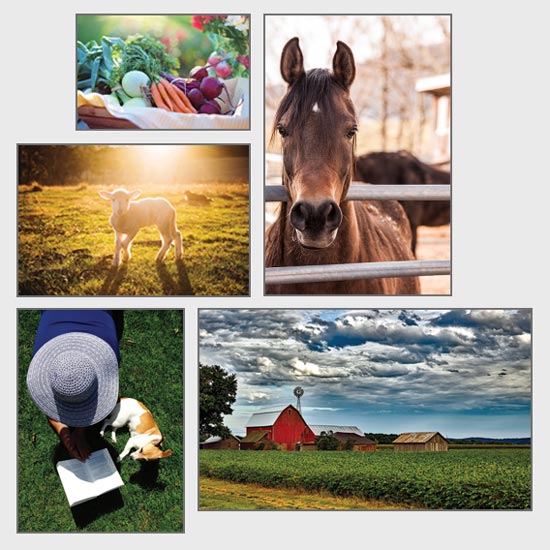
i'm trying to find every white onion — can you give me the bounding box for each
[121,70,150,97]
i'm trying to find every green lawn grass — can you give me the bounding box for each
[18,182,249,296]
[17,310,184,532]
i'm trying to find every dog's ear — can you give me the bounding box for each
[161,449,173,459]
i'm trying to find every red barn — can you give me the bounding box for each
[244,405,315,450]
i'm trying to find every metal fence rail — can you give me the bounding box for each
[265,183,450,202]
[265,260,451,285]
[265,176,451,285]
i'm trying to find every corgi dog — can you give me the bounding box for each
[100,398,173,461]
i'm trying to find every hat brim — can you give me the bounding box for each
[27,332,119,427]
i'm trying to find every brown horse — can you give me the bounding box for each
[265,37,420,295]
[355,150,450,253]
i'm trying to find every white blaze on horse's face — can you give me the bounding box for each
[277,37,357,249]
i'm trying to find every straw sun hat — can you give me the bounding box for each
[27,332,119,427]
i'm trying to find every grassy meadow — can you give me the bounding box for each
[18,180,249,296]
[18,310,184,532]
[200,448,531,511]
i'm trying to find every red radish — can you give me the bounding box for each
[189,65,209,81]
[187,88,205,108]
[214,60,232,78]
[207,51,223,66]
[200,76,223,99]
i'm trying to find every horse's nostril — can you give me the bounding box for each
[322,200,342,231]
[290,200,342,233]
[290,201,309,231]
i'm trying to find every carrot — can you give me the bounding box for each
[158,78,191,113]
[155,79,175,111]
[166,80,198,114]
[150,82,169,111]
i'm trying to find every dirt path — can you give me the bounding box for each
[200,476,422,511]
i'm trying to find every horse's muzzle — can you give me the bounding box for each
[290,199,342,248]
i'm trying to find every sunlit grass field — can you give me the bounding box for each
[18,181,249,296]
[18,310,184,532]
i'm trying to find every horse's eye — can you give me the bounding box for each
[277,123,289,138]
[347,125,358,139]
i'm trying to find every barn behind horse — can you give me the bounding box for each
[265,37,420,295]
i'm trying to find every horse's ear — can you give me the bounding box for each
[280,37,305,86]
[332,41,356,90]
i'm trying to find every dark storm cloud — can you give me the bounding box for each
[435,309,531,335]
[199,309,532,427]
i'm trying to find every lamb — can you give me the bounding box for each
[99,188,183,267]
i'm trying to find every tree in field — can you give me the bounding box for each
[315,431,340,451]
[199,363,237,440]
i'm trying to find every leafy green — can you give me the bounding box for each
[109,34,179,86]
[77,34,178,95]
[76,38,115,94]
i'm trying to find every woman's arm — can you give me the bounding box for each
[47,417,91,462]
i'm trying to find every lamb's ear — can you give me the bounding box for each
[332,40,356,90]
[98,190,112,200]
[130,189,142,200]
[280,37,305,86]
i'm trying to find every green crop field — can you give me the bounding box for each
[200,448,531,510]
[18,182,249,296]
[18,310,184,532]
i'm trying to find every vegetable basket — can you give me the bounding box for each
[77,77,249,130]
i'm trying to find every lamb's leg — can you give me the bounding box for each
[156,233,172,262]
[112,231,123,267]
[121,230,139,262]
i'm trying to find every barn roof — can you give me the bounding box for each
[240,430,270,443]
[309,425,364,437]
[201,434,239,445]
[245,405,305,428]
[393,432,447,444]
[245,407,286,428]
[201,436,222,445]
[331,432,376,445]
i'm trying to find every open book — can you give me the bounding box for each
[56,448,124,507]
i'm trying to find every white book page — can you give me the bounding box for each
[86,449,124,495]
[56,449,123,506]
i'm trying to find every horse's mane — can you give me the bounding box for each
[270,69,356,145]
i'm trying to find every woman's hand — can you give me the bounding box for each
[48,418,91,461]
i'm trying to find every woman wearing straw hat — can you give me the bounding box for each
[27,310,124,462]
